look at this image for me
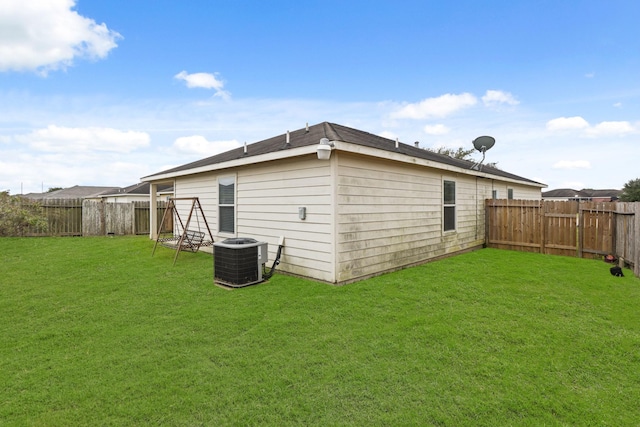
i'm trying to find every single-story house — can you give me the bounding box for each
[542,188,622,202]
[142,122,545,284]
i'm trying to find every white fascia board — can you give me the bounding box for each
[142,140,543,188]
[335,142,546,188]
[141,145,318,182]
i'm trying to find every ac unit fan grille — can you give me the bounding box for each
[214,245,259,286]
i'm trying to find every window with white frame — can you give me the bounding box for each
[507,188,514,200]
[218,176,235,233]
[492,189,498,199]
[443,180,456,232]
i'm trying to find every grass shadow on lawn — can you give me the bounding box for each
[1,236,639,425]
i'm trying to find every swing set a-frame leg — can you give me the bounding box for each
[153,197,212,266]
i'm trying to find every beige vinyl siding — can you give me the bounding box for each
[236,156,333,282]
[335,154,529,283]
[172,174,217,236]
[174,155,335,282]
[489,182,541,201]
[336,153,441,282]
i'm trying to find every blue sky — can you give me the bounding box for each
[1,0,639,194]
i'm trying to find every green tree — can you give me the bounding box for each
[428,146,500,169]
[620,178,640,202]
[0,192,48,236]
[428,146,475,160]
[47,187,63,193]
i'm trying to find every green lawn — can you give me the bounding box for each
[1,236,639,426]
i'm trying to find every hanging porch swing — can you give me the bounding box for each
[152,197,214,265]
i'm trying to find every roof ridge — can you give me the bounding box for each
[323,122,341,140]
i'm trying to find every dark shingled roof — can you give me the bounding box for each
[97,182,174,197]
[542,188,621,198]
[148,122,543,186]
[24,185,120,199]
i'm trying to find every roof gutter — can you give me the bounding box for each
[336,142,547,188]
[142,140,545,188]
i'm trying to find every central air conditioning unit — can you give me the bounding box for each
[213,238,268,288]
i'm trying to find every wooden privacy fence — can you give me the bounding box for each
[486,199,639,277]
[24,199,170,237]
[31,198,83,236]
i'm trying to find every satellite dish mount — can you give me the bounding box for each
[471,136,495,170]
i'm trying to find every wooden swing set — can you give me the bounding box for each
[152,197,214,265]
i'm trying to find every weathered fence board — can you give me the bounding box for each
[133,201,171,235]
[39,198,83,236]
[486,199,639,277]
[23,199,170,237]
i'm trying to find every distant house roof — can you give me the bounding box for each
[24,183,175,201]
[143,122,545,187]
[542,188,622,199]
[24,185,120,200]
[97,182,174,197]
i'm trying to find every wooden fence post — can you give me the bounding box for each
[577,210,582,258]
[635,203,640,277]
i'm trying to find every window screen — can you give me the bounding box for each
[443,180,455,232]
[219,176,235,233]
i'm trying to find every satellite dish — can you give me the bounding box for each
[470,136,495,171]
[472,136,495,153]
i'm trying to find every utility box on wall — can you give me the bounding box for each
[213,238,268,288]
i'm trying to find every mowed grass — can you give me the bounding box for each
[1,237,639,426]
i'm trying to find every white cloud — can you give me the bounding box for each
[552,160,591,169]
[613,102,622,108]
[174,71,230,99]
[423,124,450,135]
[585,121,634,137]
[482,90,519,107]
[172,135,240,156]
[378,131,399,140]
[546,116,590,131]
[546,116,634,138]
[0,0,121,74]
[391,93,477,119]
[16,125,150,153]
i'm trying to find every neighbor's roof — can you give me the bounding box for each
[143,122,544,186]
[24,185,120,199]
[542,188,622,198]
[97,182,174,197]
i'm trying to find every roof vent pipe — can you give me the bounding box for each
[243,141,247,155]
[414,141,420,148]
[305,122,309,132]
[395,137,399,149]
[286,130,290,145]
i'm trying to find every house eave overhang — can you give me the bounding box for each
[336,142,546,188]
[141,145,319,182]
[142,140,545,188]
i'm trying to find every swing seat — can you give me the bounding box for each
[159,230,207,252]
[181,230,206,252]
